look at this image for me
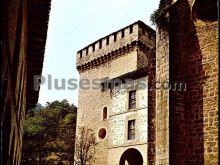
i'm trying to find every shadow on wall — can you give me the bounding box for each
[169,0,217,164]
[169,0,204,163]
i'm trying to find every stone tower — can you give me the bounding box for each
[76,21,156,165]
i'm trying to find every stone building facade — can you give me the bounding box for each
[76,0,218,164]
[1,0,50,164]
[76,21,156,165]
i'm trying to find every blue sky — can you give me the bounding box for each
[39,0,160,106]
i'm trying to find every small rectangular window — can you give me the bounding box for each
[128,120,135,140]
[129,90,136,109]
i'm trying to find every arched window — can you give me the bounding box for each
[103,107,107,120]
[193,0,217,22]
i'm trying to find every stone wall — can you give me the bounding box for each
[188,17,218,165]
[155,27,170,165]
[169,1,190,164]
[109,77,148,146]
[107,77,148,165]
[156,0,218,164]
[170,0,218,164]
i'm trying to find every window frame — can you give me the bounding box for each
[128,120,135,140]
[128,90,136,110]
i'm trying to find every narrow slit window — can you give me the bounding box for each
[103,107,107,120]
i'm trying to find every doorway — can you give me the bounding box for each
[119,148,143,165]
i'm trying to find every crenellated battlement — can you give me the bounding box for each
[76,20,155,71]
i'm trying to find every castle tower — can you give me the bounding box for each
[76,21,156,165]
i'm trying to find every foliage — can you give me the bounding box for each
[150,7,169,28]
[21,100,77,165]
[74,127,98,165]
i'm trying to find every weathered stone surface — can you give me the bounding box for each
[155,0,218,164]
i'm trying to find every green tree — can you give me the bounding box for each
[21,100,77,165]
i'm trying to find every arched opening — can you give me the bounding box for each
[192,0,217,22]
[103,107,107,120]
[119,148,143,165]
